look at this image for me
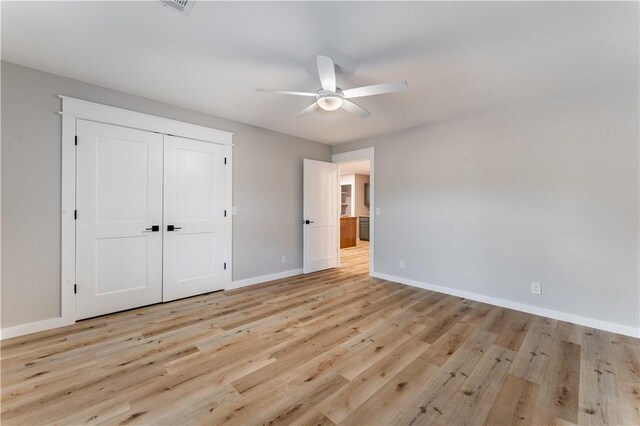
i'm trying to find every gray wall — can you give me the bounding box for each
[1,61,331,328]
[334,81,639,329]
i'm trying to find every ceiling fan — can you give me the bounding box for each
[256,55,408,118]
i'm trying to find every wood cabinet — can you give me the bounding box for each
[340,217,357,248]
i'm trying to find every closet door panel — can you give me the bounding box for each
[76,120,163,320]
[163,135,226,301]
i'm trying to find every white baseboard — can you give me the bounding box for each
[371,272,640,338]
[0,316,74,340]
[228,268,303,291]
[5,269,635,340]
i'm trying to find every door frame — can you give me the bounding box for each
[60,96,233,327]
[332,147,375,275]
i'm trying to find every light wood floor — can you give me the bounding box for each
[1,241,638,425]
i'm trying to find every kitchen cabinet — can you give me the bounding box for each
[340,217,357,248]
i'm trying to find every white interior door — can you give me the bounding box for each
[163,135,228,302]
[76,120,163,320]
[303,159,338,273]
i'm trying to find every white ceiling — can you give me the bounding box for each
[340,160,370,176]
[1,2,637,145]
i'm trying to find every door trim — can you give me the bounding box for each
[58,96,234,145]
[59,98,233,331]
[332,147,375,275]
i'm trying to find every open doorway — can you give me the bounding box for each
[332,147,375,275]
[337,160,370,271]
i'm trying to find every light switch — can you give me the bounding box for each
[375,207,381,216]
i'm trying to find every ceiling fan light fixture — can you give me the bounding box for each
[316,92,344,111]
[256,55,406,118]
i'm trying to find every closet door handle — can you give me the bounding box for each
[143,225,160,232]
[167,225,182,231]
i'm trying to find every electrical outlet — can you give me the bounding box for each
[399,259,405,269]
[531,282,541,295]
[281,255,287,264]
[375,207,381,216]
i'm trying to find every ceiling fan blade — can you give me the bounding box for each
[256,88,316,97]
[316,55,336,92]
[296,102,319,118]
[341,100,371,118]
[342,80,408,99]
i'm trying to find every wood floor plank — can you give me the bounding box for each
[417,299,476,344]
[339,350,440,425]
[1,241,637,425]
[509,317,557,384]
[289,409,335,426]
[493,310,533,351]
[230,321,358,394]
[387,328,498,425]
[420,320,476,366]
[532,339,581,425]
[441,344,516,426]
[317,335,430,423]
[483,374,539,426]
[579,328,640,425]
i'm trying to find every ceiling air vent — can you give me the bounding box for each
[160,0,195,16]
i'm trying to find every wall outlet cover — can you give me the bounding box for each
[281,255,287,264]
[531,282,541,295]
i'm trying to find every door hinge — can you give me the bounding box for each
[74,284,77,294]
[224,157,227,165]
[75,136,78,146]
[74,210,77,220]
[224,262,227,270]
[224,209,227,217]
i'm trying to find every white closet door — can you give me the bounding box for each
[163,135,227,302]
[76,120,163,320]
